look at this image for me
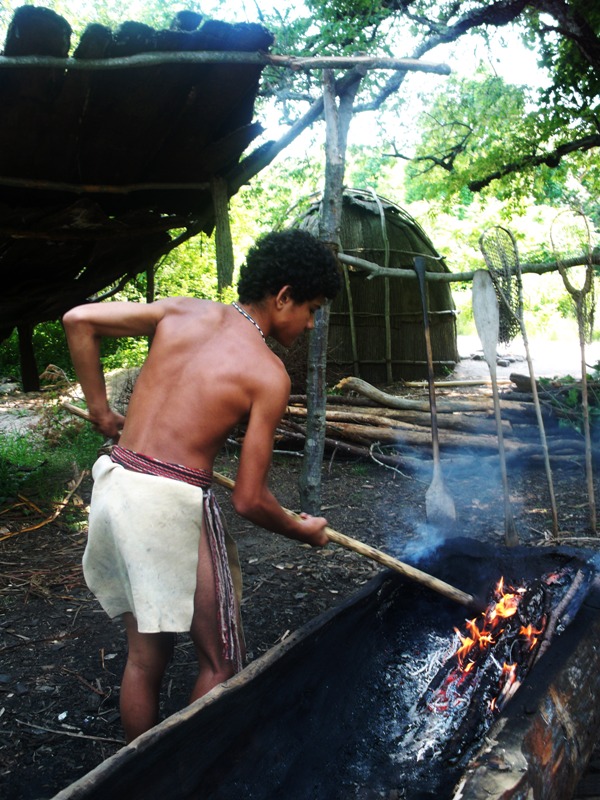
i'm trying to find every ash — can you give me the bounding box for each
[345,628,460,795]
[387,631,479,766]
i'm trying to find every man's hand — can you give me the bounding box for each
[296,513,329,547]
[89,408,125,439]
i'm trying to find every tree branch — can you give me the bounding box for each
[338,252,600,282]
[356,0,527,113]
[531,0,600,70]
[229,67,368,193]
[0,51,450,74]
[468,133,600,191]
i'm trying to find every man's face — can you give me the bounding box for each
[276,295,327,347]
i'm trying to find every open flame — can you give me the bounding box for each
[400,565,581,770]
[430,577,546,716]
[519,623,544,650]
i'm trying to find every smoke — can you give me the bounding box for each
[396,521,447,565]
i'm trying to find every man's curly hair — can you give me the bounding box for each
[237,229,341,303]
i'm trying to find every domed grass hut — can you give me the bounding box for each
[293,188,458,386]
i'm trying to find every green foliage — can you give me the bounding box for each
[0,321,73,379]
[345,146,403,197]
[153,235,222,300]
[0,318,155,380]
[304,0,391,54]
[0,415,103,505]
[99,336,149,372]
[232,152,325,235]
[403,196,598,341]
[529,1,600,115]
[402,69,583,212]
[538,370,600,436]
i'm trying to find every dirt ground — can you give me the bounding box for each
[0,345,599,799]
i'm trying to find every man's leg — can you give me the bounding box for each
[120,612,175,743]
[189,522,236,702]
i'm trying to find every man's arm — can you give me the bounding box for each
[62,300,167,438]
[231,374,328,547]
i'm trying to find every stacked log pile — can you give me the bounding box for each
[271,376,598,471]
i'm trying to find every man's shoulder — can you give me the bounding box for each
[255,349,291,391]
[156,296,222,323]
[158,296,214,312]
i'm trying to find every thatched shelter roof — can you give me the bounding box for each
[295,188,459,385]
[0,5,273,348]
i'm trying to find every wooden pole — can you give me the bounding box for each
[299,67,361,514]
[212,471,480,612]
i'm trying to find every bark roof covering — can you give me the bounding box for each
[0,5,273,339]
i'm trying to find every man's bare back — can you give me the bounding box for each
[120,297,289,473]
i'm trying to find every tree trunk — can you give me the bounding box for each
[299,68,363,513]
[212,176,234,294]
[18,323,39,391]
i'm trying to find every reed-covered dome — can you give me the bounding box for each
[296,188,459,385]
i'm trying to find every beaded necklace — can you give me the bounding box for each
[231,301,266,341]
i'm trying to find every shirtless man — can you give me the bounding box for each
[62,229,341,742]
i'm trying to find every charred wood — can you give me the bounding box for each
[533,569,590,665]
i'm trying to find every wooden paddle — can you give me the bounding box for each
[61,401,481,612]
[471,270,519,547]
[413,256,456,526]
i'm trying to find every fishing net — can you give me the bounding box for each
[550,209,597,533]
[549,210,596,344]
[479,226,523,345]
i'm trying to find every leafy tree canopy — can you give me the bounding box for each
[250,1,600,215]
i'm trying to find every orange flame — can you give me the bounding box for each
[519,623,544,650]
[453,579,522,671]
[437,576,547,718]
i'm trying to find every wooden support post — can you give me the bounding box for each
[212,176,234,294]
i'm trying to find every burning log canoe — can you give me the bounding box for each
[54,538,600,800]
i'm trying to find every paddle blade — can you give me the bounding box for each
[425,466,456,525]
[472,269,500,367]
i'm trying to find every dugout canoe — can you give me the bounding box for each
[53,537,600,800]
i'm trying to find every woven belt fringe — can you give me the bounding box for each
[203,490,243,672]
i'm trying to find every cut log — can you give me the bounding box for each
[278,420,586,470]
[336,376,536,417]
[402,378,511,388]
[324,420,520,451]
[287,403,509,436]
